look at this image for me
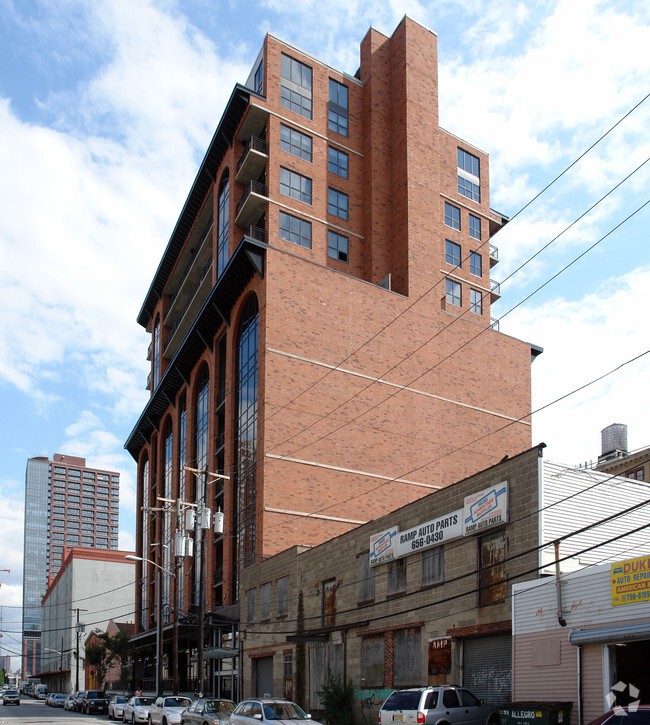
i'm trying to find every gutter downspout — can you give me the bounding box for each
[577,645,583,725]
[554,540,567,627]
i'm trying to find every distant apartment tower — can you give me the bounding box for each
[21,453,120,679]
[126,16,538,695]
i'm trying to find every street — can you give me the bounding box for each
[0,699,109,725]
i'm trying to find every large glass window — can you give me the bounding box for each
[328,188,348,220]
[163,419,173,623]
[281,54,312,119]
[194,366,209,606]
[469,213,481,240]
[236,296,259,590]
[254,60,263,95]
[280,124,312,162]
[328,146,348,178]
[470,288,483,315]
[279,211,312,249]
[445,240,461,267]
[458,148,480,202]
[470,251,482,277]
[217,174,229,278]
[328,230,348,262]
[444,202,461,230]
[280,167,312,204]
[328,79,349,136]
[446,279,461,307]
[152,315,160,389]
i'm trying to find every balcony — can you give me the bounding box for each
[489,244,499,267]
[235,136,268,185]
[241,225,267,245]
[490,279,502,303]
[237,103,270,144]
[146,342,152,361]
[235,180,269,228]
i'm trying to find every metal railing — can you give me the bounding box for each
[236,180,268,217]
[237,136,268,172]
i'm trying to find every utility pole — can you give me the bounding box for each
[70,608,87,692]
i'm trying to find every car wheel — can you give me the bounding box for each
[488,716,500,725]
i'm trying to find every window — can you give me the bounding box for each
[328,188,348,220]
[217,174,229,278]
[444,201,461,230]
[328,78,349,136]
[328,230,348,262]
[469,213,481,240]
[279,211,312,248]
[254,60,263,95]
[479,528,506,605]
[277,576,288,617]
[246,589,256,623]
[627,467,645,481]
[470,251,482,277]
[387,558,406,596]
[152,315,160,389]
[361,635,384,687]
[458,148,480,202]
[446,279,461,307]
[357,552,375,603]
[470,288,483,315]
[328,146,348,178]
[280,124,312,161]
[280,167,312,204]
[445,240,461,267]
[421,547,444,587]
[260,582,271,621]
[394,628,421,688]
[281,53,312,119]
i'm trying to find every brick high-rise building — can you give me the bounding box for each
[125,17,539,695]
[21,454,120,679]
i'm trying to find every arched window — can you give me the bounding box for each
[163,419,173,623]
[152,315,161,389]
[177,394,187,611]
[193,365,209,604]
[140,456,150,631]
[217,173,230,278]
[236,295,259,588]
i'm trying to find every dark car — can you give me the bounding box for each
[587,706,650,725]
[2,689,20,706]
[82,689,109,714]
[379,686,499,725]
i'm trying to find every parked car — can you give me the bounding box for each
[181,698,235,725]
[35,684,48,699]
[230,698,322,725]
[51,693,67,708]
[73,690,85,711]
[587,706,650,725]
[149,695,194,725]
[378,686,499,725]
[81,689,109,714]
[123,695,155,723]
[109,694,129,720]
[2,688,20,706]
[64,694,76,710]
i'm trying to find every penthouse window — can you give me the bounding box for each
[458,148,480,202]
[280,124,312,162]
[446,279,461,307]
[328,230,348,262]
[328,188,348,220]
[281,53,312,119]
[280,167,312,204]
[444,202,461,230]
[328,146,348,178]
[328,79,349,136]
[279,211,312,249]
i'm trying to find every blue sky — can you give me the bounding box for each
[1,0,649,669]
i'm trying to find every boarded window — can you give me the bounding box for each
[394,628,421,687]
[479,528,507,605]
[361,634,384,688]
[277,576,288,617]
[260,582,271,620]
[247,589,255,623]
[422,546,444,587]
[387,558,406,596]
[358,552,375,603]
[322,579,337,626]
[310,642,328,710]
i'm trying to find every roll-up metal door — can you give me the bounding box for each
[463,634,511,705]
[255,656,274,697]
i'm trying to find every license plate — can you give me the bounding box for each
[393,716,403,722]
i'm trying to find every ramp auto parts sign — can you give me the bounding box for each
[611,554,650,606]
[395,510,463,558]
[370,527,398,567]
[463,482,508,534]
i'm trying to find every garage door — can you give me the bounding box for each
[255,656,274,697]
[463,635,511,705]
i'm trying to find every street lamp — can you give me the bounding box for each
[126,554,175,697]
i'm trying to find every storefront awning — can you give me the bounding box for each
[569,621,650,646]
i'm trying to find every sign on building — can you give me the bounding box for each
[611,554,650,606]
[463,482,508,534]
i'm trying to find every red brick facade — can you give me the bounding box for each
[126,17,535,649]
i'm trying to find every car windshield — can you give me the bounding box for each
[88,691,106,698]
[136,697,154,706]
[382,691,423,710]
[206,701,235,714]
[114,696,127,703]
[263,702,310,720]
[165,697,192,708]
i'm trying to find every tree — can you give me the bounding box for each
[317,667,354,725]
[85,630,136,690]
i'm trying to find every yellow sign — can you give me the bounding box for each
[611,555,650,606]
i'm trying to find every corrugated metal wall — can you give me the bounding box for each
[463,635,511,705]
